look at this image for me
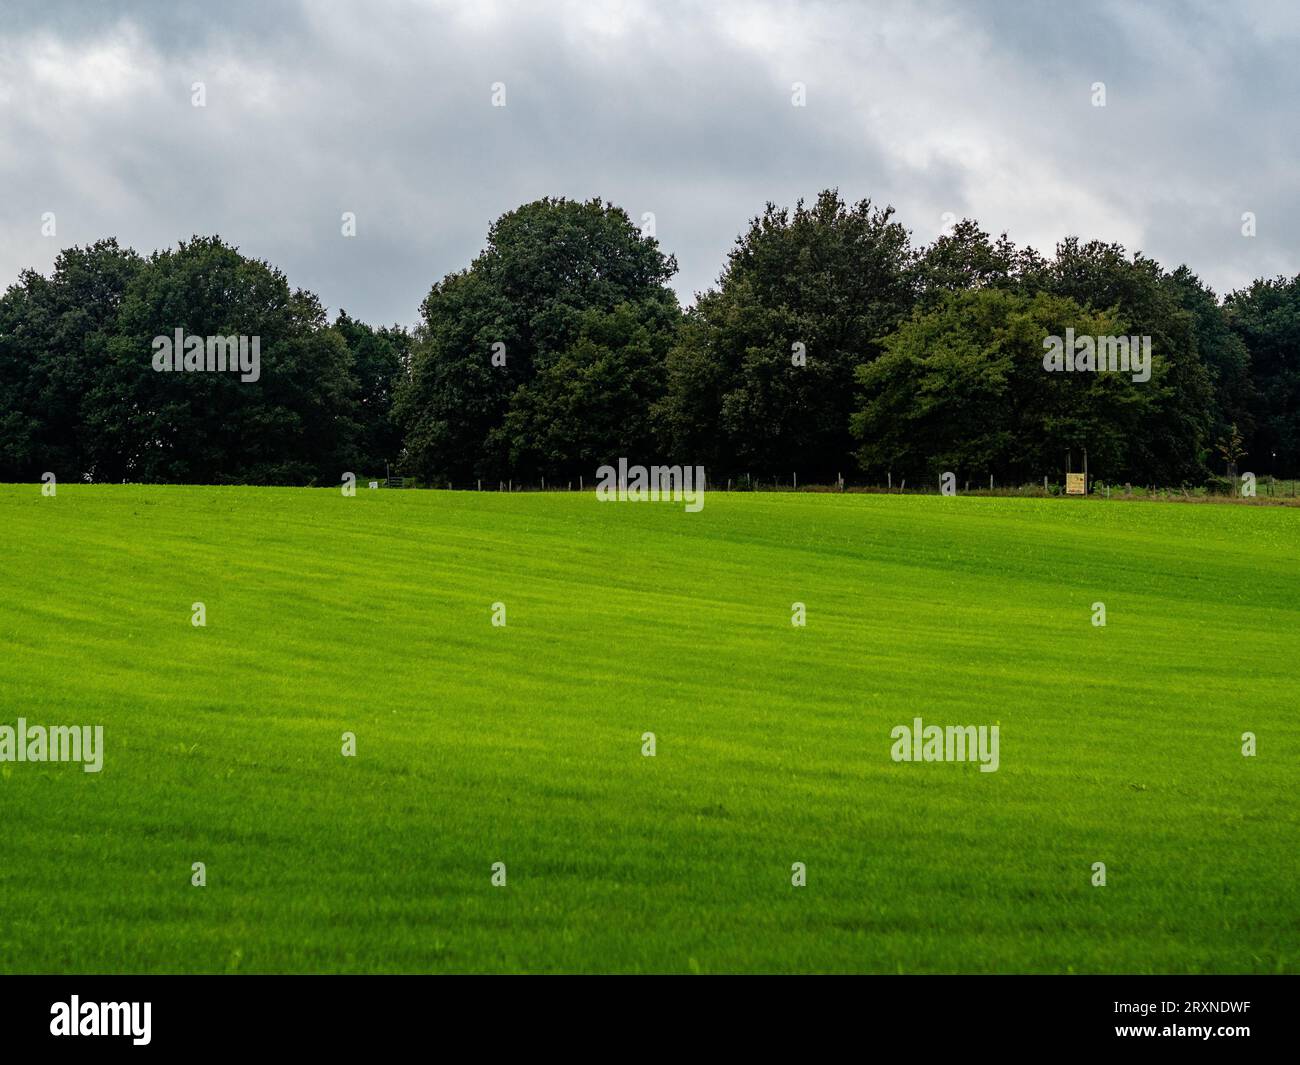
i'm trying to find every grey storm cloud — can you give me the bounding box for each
[1,0,1298,326]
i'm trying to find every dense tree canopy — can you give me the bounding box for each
[0,239,142,480]
[853,289,1148,483]
[88,236,360,484]
[1,192,1298,488]
[499,297,678,477]
[332,310,410,478]
[0,237,414,485]
[1224,275,1300,475]
[912,219,1032,306]
[657,191,914,481]
[396,197,679,484]
[1033,239,1216,484]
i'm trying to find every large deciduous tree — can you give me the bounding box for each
[852,288,1153,484]
[0,239,143,481]
[498,296,679,478]
[1037,239,1215,484]
[88,235,358,484]
[395,197,679,484]
[332,311,410,476]
[1225,275,1300,476]
[656,190,916,482]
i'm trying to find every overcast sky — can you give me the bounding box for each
[2,0,1297,326]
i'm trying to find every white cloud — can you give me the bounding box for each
[0,0,1296,322]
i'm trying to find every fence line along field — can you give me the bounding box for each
[1,485,1296,973]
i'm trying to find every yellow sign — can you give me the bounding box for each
[1066,473,1087,495]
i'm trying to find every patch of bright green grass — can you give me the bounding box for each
[0,485,1296,973]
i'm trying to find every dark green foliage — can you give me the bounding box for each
[1034,239,1216,484]
[852,289,1148,483]
[913,219,1040,307]
[657,190,914,480]
[499,296,679,478]
[395,197,679,484]
[1,192,1297,488]
[1225,275,1300,476]
[333,311,410,476]
[89,236,359,484]
[0,239,142,481]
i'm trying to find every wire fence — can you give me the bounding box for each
[375,473,1300,504]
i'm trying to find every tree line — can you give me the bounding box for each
[2,190,1297,487]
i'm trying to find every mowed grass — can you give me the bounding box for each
[0,484,1297,974]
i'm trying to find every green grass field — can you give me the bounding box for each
[1,485,1296,973]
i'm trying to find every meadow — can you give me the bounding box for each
[0,484,1296,973]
